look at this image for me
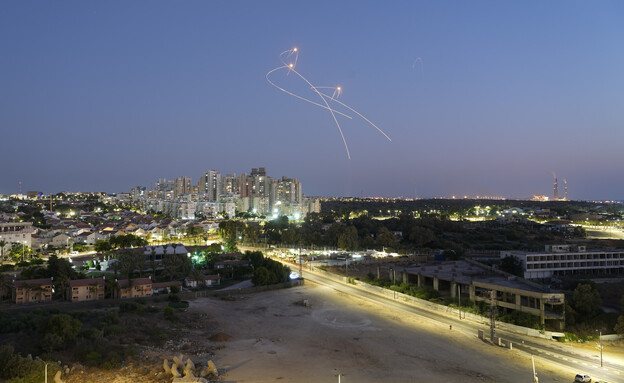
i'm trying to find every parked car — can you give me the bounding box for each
[575,374,591,382]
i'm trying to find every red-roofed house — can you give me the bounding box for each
[68,277,105,302]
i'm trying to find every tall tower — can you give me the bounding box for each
[553,173,559,201]
[564,179,568,201]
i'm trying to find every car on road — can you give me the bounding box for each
[575,374,591,382]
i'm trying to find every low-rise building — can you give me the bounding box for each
[12,277,53,304]
[152,280,182,294]
[501,245,624,279]
[116,277,153,299]
[184,273,220,288]
[0,222,33,253]
[403,260,565,329]
[68,277,105,302]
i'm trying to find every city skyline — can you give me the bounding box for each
[1,1,623,199]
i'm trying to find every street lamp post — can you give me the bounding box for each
[597,330,603,367]
[458,284,461,320]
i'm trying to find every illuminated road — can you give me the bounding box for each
[293,262,624,383]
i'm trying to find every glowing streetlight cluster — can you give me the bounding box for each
[266,47,391,159]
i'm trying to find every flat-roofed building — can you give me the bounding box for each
[12,277,53,304]
[0,222,33,254]
[403,260,565,330]
[502,245,624,279]
[68,277,105,302]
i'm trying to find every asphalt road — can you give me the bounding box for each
[295,263,623,383]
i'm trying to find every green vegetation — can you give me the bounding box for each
[246,251,291,286]
[0,345,61,383]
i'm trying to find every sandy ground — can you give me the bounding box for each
[186,282,576,383]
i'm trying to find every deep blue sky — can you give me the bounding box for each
[1,1,623,200]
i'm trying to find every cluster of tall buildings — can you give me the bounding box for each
[130,167,318,220]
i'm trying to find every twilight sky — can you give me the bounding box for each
[1,1,623,200]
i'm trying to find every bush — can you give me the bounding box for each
[98,310,119,328]
[0,345,60,383]
[163,307,177,321]
[170,285,180,294]
[167,294,180,303]
[119,301,146,315]
[86,351,102,366]
[103,325,127,336]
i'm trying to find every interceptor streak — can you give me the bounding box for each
[266,47,391,159]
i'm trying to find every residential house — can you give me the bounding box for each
[116,277,153,299]
[184,273,220,288]
[152,281,182,294]
[68,277,105,302]
[51,233,72,248]
[12,278,54,304]
[214,260,250,269]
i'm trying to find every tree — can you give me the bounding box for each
[408,226,434,247]
[44,314,82,349]
[252,267,271,286]
[573,283,602,317]
[162,253,191,281]
[117,251,140,279]
[614,315,624,335]
[94,240,111,253]
[0,240,6,260]
[338,226,358,251]
[377,227,397,248]
[500,255,524,277]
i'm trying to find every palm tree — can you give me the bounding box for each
[148,248,158,278]
[0,240,6,261]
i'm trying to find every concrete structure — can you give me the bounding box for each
[12,277,53,304]
[502,245,624,279]
[68,277,105,302]
[116,277,153,299]
[403,260,565,329]
[0,222,33,253]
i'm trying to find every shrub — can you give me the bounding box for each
[163,307,177,321]
[103,325,127,336]
[119,301,146,315]
[167,294,180,303]
[86,351,102,366]
[170,285,180,294]
[98,310,119,327]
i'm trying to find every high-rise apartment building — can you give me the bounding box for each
[174,176,192,197]
[198,170,222,202]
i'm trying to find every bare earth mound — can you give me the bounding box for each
[209,332,231,342]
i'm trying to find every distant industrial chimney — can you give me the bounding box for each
[564,179,568,201]
[553,173,559,201]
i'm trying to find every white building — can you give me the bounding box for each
[502,245,624,279]
[0,222,33,253]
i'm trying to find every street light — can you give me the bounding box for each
[596,329,603,367]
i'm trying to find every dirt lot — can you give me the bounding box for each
[51,280,623,383]
[179,282,575,383]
